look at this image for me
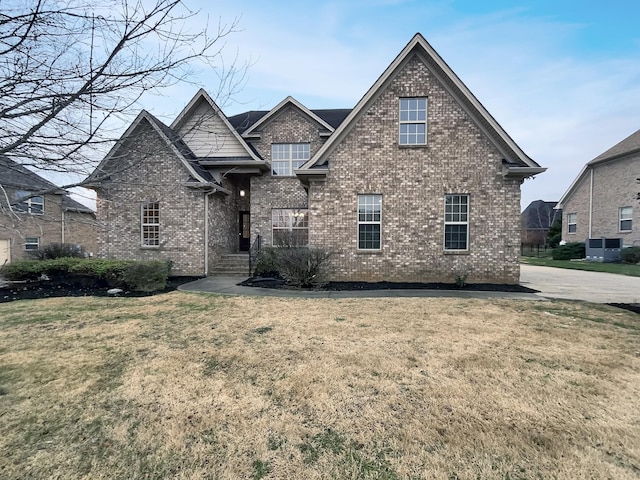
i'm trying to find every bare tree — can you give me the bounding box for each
[0,0,243,180]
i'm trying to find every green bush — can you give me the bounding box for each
[552,242,585,260]
[1,258,172,292]
[253,248,280,277]
[122,260,171,292]
[621,246,640,264]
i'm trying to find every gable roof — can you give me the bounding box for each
[228,108,351,134]
[590,128,640,164]
[556,128,640,209]
[297,33,545,180]
[521,200,560,229]
[240,96,339,137]
[0,155,65,194]
[171,88,263,163]
[62,194,95,214]
[86,110,216,187]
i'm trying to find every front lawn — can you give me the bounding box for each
[521,256,640,277]
[1,293,639,479]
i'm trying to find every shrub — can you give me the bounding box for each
[28,242,85,260]
[253,247,280,277]
[621,246,640,265]
[1,258,172,292]
[272,247,331,288]
[122,260,171,292]
[552,242,585,260]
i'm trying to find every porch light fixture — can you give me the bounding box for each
[239,189,246,197]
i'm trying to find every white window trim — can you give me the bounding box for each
[272,208,309,246]
[16,191,44,215]
[567,213,577,234]
[357,194,382,251]
[141,201,160,248]
[619,206,632,232]
[399,97,427,146]
[24,237,40,251]
[271,143,310,176]
[444,194,469,251]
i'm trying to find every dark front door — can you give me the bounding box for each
[239,211,250,251]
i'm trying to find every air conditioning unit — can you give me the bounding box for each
[585,238,622,262]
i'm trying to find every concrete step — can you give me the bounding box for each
[210,254,250,276]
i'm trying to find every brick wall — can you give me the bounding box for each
[94,121,208,276]
[0,189,63,261]
[561,155,640,246]
[308,57,522,284]
[63,211,98,255]
[248,105,325,245]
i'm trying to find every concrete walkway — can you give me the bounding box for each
[520,264,640,304]
[178,265,640,304]
[178,276,540,300]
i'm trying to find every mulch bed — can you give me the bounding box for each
[0,277,201,303]
[240,277,539,293]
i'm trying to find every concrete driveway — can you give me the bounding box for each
[520,264,640,304]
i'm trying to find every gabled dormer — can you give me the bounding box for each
[296,33,546,186]
[171,89,267,176]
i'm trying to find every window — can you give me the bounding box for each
[272,209,309,246]
[399,97,427,145]
[271,143,310,176]
[141,202,160,247]
[25,237,39,251]
[358,194,382,250]
[15,191,44,214]
[444,194,469,251]
[567,213,577,234]
[619,207,632,232]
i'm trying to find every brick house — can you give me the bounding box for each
[0,155,98,266]
[88,33,545,283]
[556,128,639,247]
[521,200,561,246]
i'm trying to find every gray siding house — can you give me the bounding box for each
[556,128,639,247]
[88,33,545,283]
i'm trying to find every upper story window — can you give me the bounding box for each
[567,213,577,234]
[358,194,382,250]
[444,194,469,251]
[619,207,632,232]
[271,143,310,176]
[399,97,427,145]
[272,209,309,246]
[141,201,160,247]
[14,190,44,215]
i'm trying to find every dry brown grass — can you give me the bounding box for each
[0,293,639,479]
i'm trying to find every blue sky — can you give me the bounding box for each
[73,0,640,210]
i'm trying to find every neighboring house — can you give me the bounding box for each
[0,155,98,265]
[521,200,561,245]
[556,128,640,247]
[87,33,545,283]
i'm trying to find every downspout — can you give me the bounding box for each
[61,209,65,243]
[588,168,594,238]
[204,190,216,276]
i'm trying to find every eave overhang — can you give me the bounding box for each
[502,164,547,179]
[184,182,231,196]
[198,158,268,176]
[294,167,329,187]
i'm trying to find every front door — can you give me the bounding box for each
[239,211,250,251]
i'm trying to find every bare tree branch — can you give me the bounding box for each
[0,0,244,175]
